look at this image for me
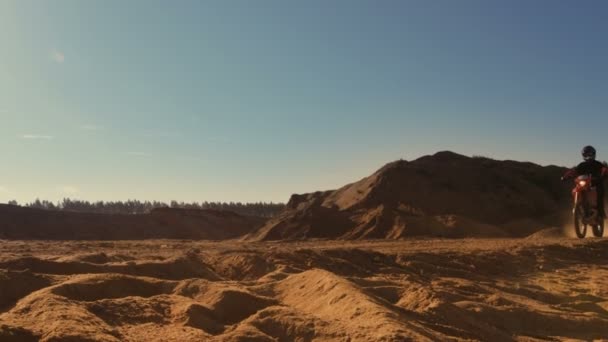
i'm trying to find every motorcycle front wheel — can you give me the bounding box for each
[574,206,587,239]
[592,219,604,238]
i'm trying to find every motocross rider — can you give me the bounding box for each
[562,146,608,219]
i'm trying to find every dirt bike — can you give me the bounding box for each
[570,175,604,238]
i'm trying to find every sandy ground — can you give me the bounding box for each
[1,237,608,341]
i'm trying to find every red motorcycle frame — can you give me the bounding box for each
[563,166,608,238]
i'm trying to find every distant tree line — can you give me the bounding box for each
[6,198,285,217]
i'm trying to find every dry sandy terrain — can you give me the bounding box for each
[1,237,608,341]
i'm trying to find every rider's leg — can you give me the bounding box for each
[598,185,605,218]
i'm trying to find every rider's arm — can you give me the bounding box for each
[562,168,577,181]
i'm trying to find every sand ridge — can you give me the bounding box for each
[0,206,264,241]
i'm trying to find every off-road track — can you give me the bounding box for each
[1,237,608,341]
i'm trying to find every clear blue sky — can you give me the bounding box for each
[1,1,607,203]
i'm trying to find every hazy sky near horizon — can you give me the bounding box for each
[1,1,607,203]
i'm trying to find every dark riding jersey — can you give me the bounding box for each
[574,160,606,179]
[571,159,607,217]
[575,160,607,183]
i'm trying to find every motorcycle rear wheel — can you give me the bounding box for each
[574,206,587,239]
[592,219,604,238]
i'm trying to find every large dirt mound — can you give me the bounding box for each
[247,151,572,240]
[0,206,264,240]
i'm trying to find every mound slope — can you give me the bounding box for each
[247,151,572,240]
[0,206,263,240]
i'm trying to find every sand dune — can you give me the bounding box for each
[2,238,608,341]
[247,152,573,241]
